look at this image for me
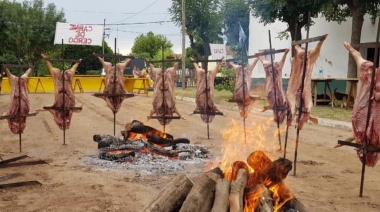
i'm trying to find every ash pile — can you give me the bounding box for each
[90,120,209,174]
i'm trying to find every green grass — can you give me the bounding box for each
[175,87,353,122]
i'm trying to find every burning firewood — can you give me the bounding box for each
[123,120,174,140]
[229,169,248,212]
[244,184,274,212]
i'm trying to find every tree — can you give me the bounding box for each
[169,0,224,70]
[247,0,328,47]
[221,0,250,55]
[322,0,380,78]
[0,0,65,65]
[63,41,113,75]
[131,31,173,59]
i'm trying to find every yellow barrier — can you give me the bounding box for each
[0,76,153,94]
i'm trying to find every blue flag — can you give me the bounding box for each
[238,23,248,54]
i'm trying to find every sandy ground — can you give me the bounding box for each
[0,92,379,212]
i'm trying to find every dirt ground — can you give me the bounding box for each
[0,92,379,212]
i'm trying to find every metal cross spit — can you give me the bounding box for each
[146,53,182,133]
[93,38,135,135]
[189,57,224,139]
[0,64,38,152]
[336,18,380,197]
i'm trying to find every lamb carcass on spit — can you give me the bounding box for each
[190,57,225,123]
[148,62,182,125]
[41,54,82,130]
[0,66,36,134]
[259,49,290,124]
[227,58,259,118]
[286,34,328,130]
[343,41,380,167]
[93,54,133,114]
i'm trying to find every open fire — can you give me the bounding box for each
[142,117,304,211]
[92,120,209,162]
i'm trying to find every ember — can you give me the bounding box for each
[90,120,209,173]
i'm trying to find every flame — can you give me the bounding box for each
[243,185,266,212]
[270,183,293,212]
[206,117,279,174]
[205,115,292,211]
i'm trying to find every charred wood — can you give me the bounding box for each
[147,134,190,147]
[124,120,174,139]
[145,143,191,158]
[244,184,274,212]
[282,197,307,212]
[229,168,248,212]
[142,173,193,212]
[246,151,292,187]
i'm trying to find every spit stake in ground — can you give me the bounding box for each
[190,57,225,139]
[146,49,183,133]
[258,30,290,151]
[336,19,380,197]
[285,10,328,175]
[92,38,135,135]
[41,51,82,145]
[0,64,38,152]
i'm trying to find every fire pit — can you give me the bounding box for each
[143,151,305,212]
[86,120,209,174]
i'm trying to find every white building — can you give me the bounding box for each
[249,14,380,79]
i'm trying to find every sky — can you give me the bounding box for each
[37,0,186,55]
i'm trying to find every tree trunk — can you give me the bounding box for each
[289,20,303,57]
[347,2,364,78]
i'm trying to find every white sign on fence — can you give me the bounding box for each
[209,44,226,59]
[54,22,104,46]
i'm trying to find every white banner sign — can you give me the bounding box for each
[54,22,103,46]
[209,44,226,59]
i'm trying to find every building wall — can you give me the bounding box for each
[249,14,379,79]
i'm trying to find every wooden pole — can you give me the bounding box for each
[61,39,66,145]
[268,30,282,150]
[359,18,380,197]
[294,12,311,176]
[113,38,117,136]
[181,0,186,90]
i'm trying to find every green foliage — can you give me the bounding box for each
[214,67,235,93]
[0,0,65,64]
[169,0,224,61]
[221,0,250,55]
[86,70,101,75]
[131,31,173,59]
[62,41,113,75]
[247,0,329,42]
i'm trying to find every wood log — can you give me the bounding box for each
[142,173,193,212]
[229,168,248,212]
[282,196,307,212]
[147,134,190,147]
[231,161,250,181]
[124,120,174,139]
[246,151,292,187]
[245,184,274,212]
[211,178,231,212]
[145,143,191,158]
[179,174,217,212]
